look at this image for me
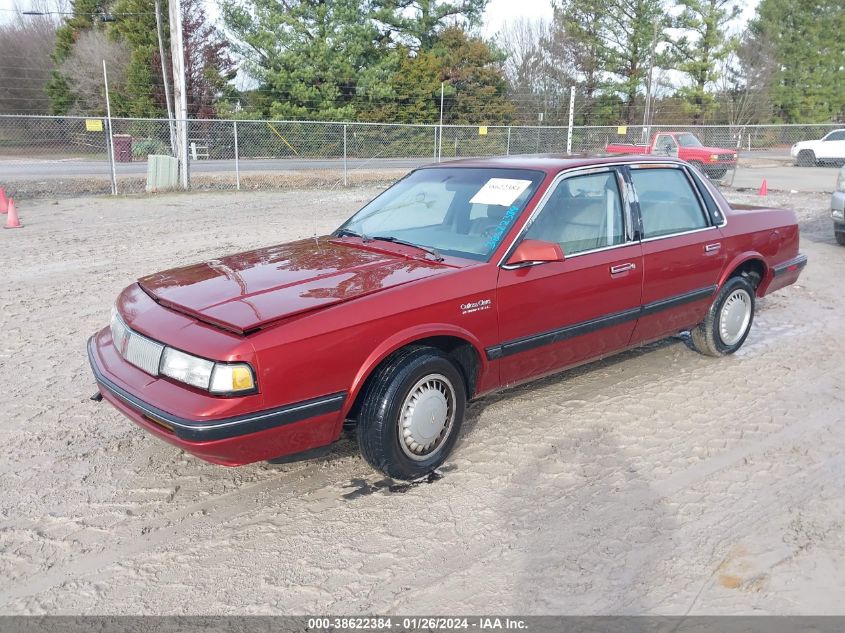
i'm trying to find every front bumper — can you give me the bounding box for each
[88,332,346,465]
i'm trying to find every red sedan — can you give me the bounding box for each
[88,156,807,480]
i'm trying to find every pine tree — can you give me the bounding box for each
[668,0,740,124]
[749,0,845,122]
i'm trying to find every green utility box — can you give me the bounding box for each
[146,155,179,193]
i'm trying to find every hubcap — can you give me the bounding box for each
[719,289,752,346]
[398,373,455,461]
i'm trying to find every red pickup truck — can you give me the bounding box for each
[89,155,805,480]
[606,132,737,179]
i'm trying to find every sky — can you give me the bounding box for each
[1,0,760,30]
[481,0,760,38]
[481,0,554,37]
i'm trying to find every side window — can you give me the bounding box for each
[654,135,676,152]
[631,168,709,239]
[825,131,845,141]
[525,171,625,256]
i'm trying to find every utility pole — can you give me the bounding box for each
[168,0,189,188]
[155,0,176,155]
[103,60,117,196]
[438,82,444,163]
[642,17,659,143]
[566,86,575,154]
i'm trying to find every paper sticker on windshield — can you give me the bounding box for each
[469,178,532,206]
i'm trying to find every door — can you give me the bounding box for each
[494,168,643,386]
[627,164,726,344]
[653,134,679,158]
[817,130,845,160]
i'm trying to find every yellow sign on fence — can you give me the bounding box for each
[86,119,104,132]
[617,125,627,135]
[478,126,488,136]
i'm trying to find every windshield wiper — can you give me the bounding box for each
[370,236,444,262]
[334,228,371,241]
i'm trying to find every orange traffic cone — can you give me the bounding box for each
[0,187,8,214]
[4,198,22,229]
[758,179,768,196]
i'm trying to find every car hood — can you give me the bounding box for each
[137,238,450,334]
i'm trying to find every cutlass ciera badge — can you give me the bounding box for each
[460,298,492,315]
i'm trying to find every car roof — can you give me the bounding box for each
[419,154,687,176]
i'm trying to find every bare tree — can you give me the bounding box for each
[715,28,776,128]
[0,3,60,114]
[59,30,131,116]
[497,18,557,124]
[497,17,576,125]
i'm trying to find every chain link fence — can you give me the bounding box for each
[1,114,843,198]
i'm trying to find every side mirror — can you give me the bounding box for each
[505,239,564,267]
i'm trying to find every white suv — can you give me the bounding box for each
[792,129,845,166]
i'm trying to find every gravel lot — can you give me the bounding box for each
[1,185,843,614]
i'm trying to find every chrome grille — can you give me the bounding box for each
[123,330,165,376]
[718,153,736,161]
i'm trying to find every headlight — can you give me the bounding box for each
[111,308,256,395]
[160,347,214,390]
[160,347,255,394]
[710,154,719,161]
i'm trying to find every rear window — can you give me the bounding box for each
[631,168,709,238]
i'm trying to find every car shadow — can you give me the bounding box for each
[279,335,688,500]
[460,336,683,440]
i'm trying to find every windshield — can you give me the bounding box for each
[336,167,545,261]
[676,133,703,147]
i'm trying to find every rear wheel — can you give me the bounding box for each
[356,346,466,480]
[836,231,845,246]
[797,150,816,167]
[690,276,756,357]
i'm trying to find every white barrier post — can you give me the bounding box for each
[234,120,240,191]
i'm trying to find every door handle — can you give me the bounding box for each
[704,242,721,253]
[610,262,636,274]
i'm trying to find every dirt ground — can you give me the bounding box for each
[1,184,843,615]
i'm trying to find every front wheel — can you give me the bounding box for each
[690,276,756,357]
[796,150,816,167]
[836,231,845,246]
[706,166,728,180]
[356,346,466,480]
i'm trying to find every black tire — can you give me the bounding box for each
[706,167,728,180]
[689,160,705,174]
[796,150,816,167]
[836,232,845,246]
[690,276,756,357]
[356,346,466,480]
